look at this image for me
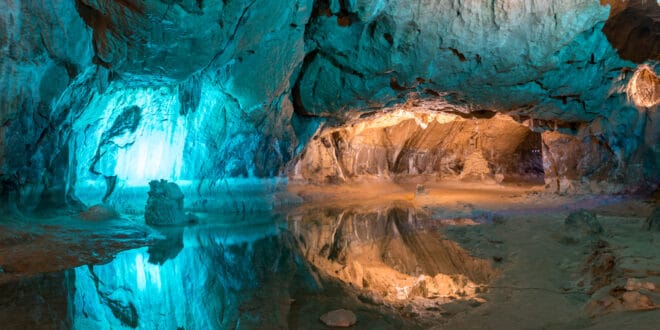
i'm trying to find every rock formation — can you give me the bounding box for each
[320,309,357,328]
[144,179,186,226]
[291,104,544,184]
[0,0,658,213]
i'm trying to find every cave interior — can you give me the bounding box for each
[0,0,659,329]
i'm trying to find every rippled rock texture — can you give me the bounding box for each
[0,0,658,213]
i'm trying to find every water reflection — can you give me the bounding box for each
[71,216,311,330]
[288,202,496,309]
[0,204,495,329]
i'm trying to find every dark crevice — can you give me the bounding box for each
[447,47,467,62]
[389,77,410,91]
[319,51,365,78]
[602,0,660,63]
[292,50,320,117]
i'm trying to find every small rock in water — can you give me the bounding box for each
[565,209,603,235]
[320,309,357,328]
[145,180,186,226]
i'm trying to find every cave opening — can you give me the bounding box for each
[292,106,546,187]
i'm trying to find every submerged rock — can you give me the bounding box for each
[562,209,604,244]
[565,209,604,236]
[320,309,357,328]
[644,206,660,231]
[144,180,185,226]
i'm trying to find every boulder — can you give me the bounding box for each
[144,180,185,226]
[320,309,357,328]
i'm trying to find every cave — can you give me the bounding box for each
[1,0,659,329]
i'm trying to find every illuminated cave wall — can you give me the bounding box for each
[291,104,546,185]
[0,0,658,211]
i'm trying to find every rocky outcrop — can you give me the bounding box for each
[320,309,357,328]
[144,180,185,226]
[0,0,93,212]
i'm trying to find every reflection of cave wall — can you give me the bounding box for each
[292,107,544,184]
[0,273,72,329]
[72,225,310,329]
[289,203,496,304]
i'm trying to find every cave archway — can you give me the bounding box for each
[291,106,545,186]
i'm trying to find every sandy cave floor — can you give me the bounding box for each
[0,181,658,329]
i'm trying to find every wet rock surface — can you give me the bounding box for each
[0,192,658,329]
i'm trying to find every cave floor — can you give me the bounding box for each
[0,182,658,329]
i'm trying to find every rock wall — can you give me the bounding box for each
[1,0,314,212]
[298,0,632,119]
[291,101,544,184]
[0,0,658,212]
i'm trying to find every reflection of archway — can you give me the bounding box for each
[289,203,497,308]
[291,108,545,185]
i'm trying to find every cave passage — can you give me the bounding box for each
[292,108,545,186]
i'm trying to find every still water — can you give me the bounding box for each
[0,204,493,329]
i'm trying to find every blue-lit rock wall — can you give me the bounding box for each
[300,0,630,118]
[0,0,658,212]
[1,0,314,211]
